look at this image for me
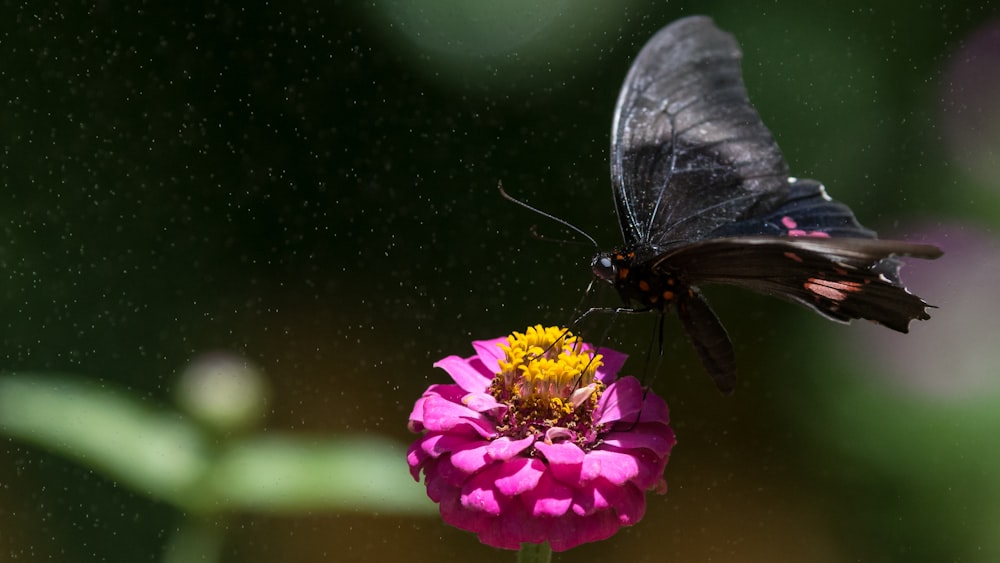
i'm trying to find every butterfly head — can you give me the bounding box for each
[591,251,623,285]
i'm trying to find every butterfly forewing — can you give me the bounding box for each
[611,16,789,249]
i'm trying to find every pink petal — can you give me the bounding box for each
[493,456,545,496]
[409,383,467,429]
[581,448,640,485]
[434,456,476,487]
[449,442,492,474]
[573,478,647,525]
[520,470,573,517]
[433,355,492,392]
[594,377,643,425]
[407,395,429,432]
[418,430,482,458]
[595,445,671,491]
[594,346,628,383]
[535,441,585,486]
[438,482,492,533]
[459,458,540,515]
[571,478,611,516]
[536,441,584,464]
[476,524,525,551]
[420,395,496,437]
[485,435,535,461]
[476,501,543,549]
[413,437,460,482]
[406,440,430,480]
[472,337,507,374]
[461,391,505,415]
[460,475,505,516]
[423,460,452,502]
[628,450,663,491]
[609,481,646,524]
[637,391,670,424]
[602,424,676,456]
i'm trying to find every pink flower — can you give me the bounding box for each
[407,326,676,551]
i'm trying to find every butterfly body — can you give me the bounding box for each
[594,16,941,394]
[592,248,689,311]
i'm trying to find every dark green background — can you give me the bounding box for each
[3,1,998,561]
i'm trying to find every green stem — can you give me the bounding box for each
[517,542,552,563]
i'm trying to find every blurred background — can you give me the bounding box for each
[2,1,999,561]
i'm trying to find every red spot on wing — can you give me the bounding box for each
[783,251,804,263]
[804,278,865,302]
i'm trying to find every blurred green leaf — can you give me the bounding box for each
[204,435,436,514]
[0,373,437,517]
[0,373,210,506]
[363,0,637,92]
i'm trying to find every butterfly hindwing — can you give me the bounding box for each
[660,236,942,332]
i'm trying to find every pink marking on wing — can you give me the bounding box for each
[788,229,832,238]
[804,278,865,302]
[781,216,798,229]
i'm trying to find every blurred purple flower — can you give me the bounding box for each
[407,325,675,551]
[852,224,1000,398]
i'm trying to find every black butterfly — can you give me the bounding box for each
[590,15,942,394]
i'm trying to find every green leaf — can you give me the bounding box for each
[203,434,437,514]
[0,373,438,516]
[0,373,210,507]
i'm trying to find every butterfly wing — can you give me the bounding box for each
[611,15,789,250]
[710,177,877,239]
[661,236,942,332]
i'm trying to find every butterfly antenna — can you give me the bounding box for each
[498,180,600,248]
[528,225,594,247]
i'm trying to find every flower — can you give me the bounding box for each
[407,325,676,551]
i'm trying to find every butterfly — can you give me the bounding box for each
[590,15,942,394]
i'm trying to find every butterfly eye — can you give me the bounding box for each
[592,254,617,282]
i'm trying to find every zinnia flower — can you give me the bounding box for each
[407,325,676,551]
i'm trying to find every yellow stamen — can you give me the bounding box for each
[496,325,603,403]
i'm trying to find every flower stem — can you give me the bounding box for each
[516,542,552,563]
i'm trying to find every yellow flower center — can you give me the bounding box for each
[489,326,605,442]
